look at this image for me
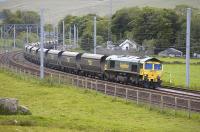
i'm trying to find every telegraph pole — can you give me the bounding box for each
[53,25,56,49]
[0,27,2,39]
[76,27,78,47]
[62,20,65,50]
[186,8,191,88]
[53,25,55,43]
[69,26,71,45]
[74,24,76,48]
[40,8,44,79]
[108,0,112,42]
[56,25,58,45]
[36,25,39,38]
[26,26,29,44]
[94,16,97,54]
[13,25,16,48]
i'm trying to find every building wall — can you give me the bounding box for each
[121,43,137,51]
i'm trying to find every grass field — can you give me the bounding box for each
[162,64,200,90]
[0,70,200,131]
[0,39,13,47]
[158,57,200,64]
[159,56,200,90]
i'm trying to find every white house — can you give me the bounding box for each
[193,53,200,58]
[119,39,139,51]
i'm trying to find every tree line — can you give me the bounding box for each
[1,5,200,54]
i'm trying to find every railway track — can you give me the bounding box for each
[1,50,200,113]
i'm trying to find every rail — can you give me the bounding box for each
[0,51,200,118]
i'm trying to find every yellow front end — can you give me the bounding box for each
[140,61,163,82]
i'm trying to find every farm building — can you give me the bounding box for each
[106,41,116,50]
[193,53,200,58]
[119,39,143,51]
[158,48,183,57]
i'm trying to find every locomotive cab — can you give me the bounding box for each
[140,58,163,88]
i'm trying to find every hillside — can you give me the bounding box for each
[0,0,199,23]
[0,70,200,131]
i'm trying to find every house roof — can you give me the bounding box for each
[119,39,138,47]
[159,48,182,55]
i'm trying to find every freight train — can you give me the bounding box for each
[24,45,163,88]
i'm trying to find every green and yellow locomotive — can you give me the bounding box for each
[104,55,163,88]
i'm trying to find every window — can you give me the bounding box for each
[154,64,162,70]
[140,64,143,69]
[131,65,137,72]
[110,61,115,68]
[145,63,152,70]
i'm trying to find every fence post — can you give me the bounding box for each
[82,78,84,88]
[63,75,65,84]
[19,68,21,75]
[76,76,78,86]
[114,85,117,98]
[95,80,97,91]
[149,92,152,109]
[71,77,74,86]
[85,78,87,88]
[174,97,177,116]
[161,95,164,112]
[23,69,26,80]
[188,99,191,119]
[125,88,128,102]
[105,83,107,94]
[136,90,139,104]
[58,74,60,84]
[50,73,53,83]
[90,81,92,89]
[35,72,37,78]
[28,70,30,77]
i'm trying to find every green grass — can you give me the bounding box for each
[162,64,200,90]
[0,39,13,48]
[0,70,199,131]
[158,56,200,90]
[158,57,200,64]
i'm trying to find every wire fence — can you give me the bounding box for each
[0,62,199,118]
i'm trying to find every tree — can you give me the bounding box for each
[2,9,39,24]
[112,7,140,40]
[81,33,93,51]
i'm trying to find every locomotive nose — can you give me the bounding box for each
[147,71,158,81]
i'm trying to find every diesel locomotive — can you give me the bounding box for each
[24,45,163,88]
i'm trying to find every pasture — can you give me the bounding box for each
[0,69,199,131]
[158,57,200,64]
[160,56,200,90]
